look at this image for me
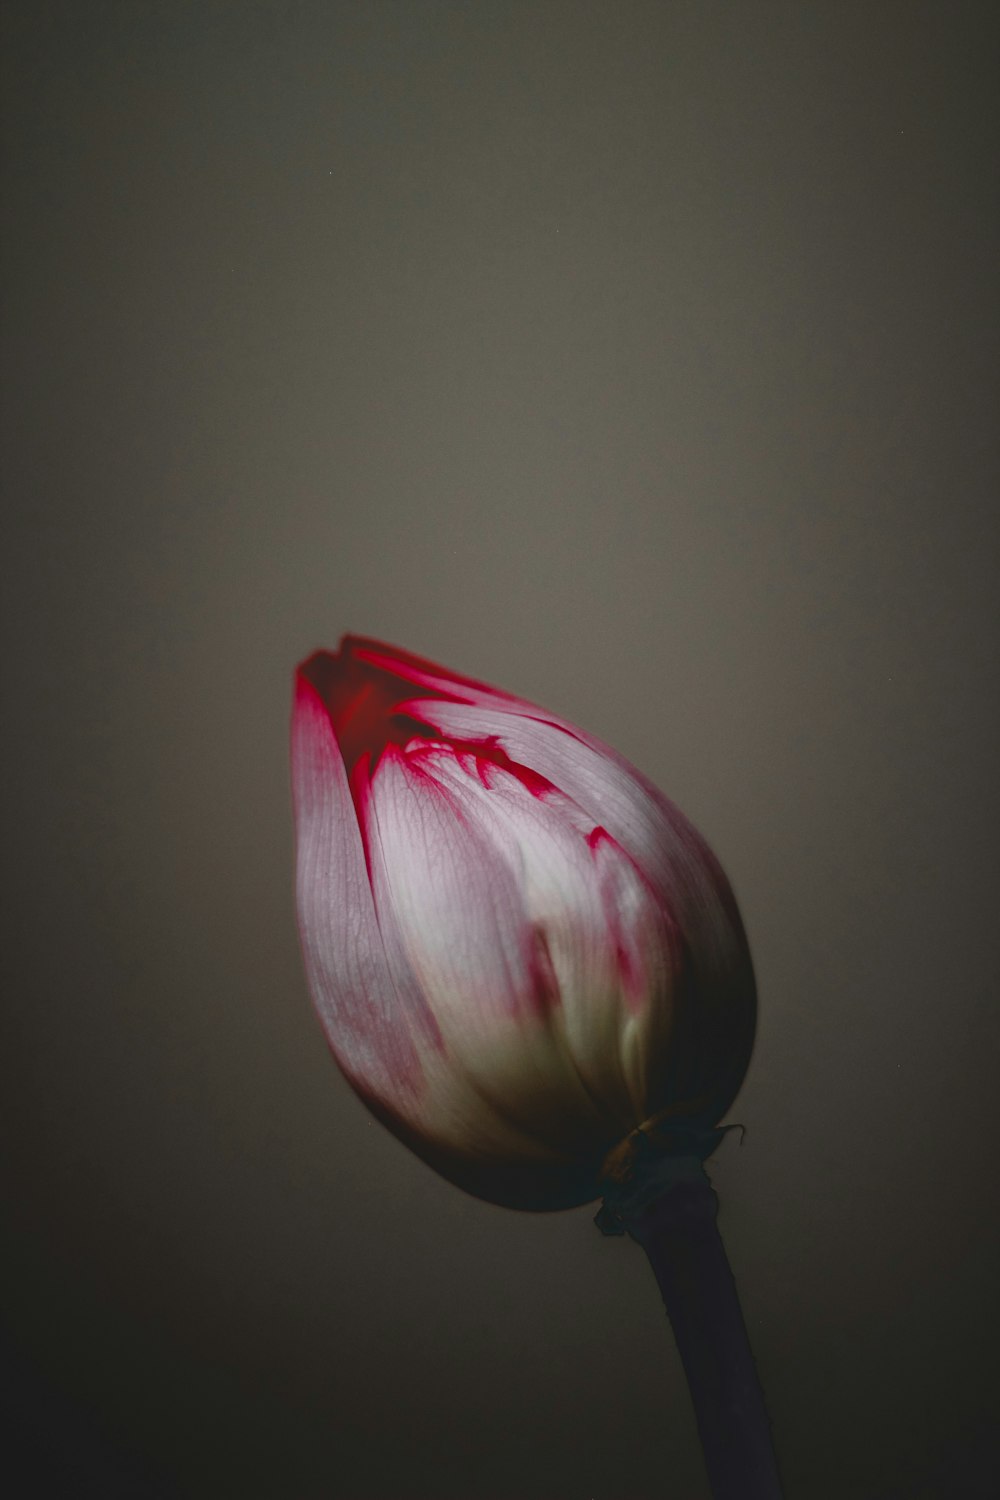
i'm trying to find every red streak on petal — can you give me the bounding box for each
[299,643,560,836]
[527,922,562,1015]
[585,823,657,1013]
[301,651,439,778]
[347,635,521,702]
[348,754,377,887]
[445,736,556,800]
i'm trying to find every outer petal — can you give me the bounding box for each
[398,699,723,917]
[417,746,675,1124]
[406,698,756,1124]
[291,674,441,1102]
[344,636,527,709]
[365,746,613,1160]
[366,745,538,1031]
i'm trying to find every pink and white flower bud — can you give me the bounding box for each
[291,636,755,1211]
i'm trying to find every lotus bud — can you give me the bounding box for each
[291,635,755,1212]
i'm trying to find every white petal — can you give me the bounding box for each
[366,747,619,1157]
[406,700,730,929]
[290,676,440,1103]
[420,747,676,1122]
[368,747,538,1014]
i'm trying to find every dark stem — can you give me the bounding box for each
[628,1179,783,1500]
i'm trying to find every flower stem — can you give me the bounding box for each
[626,1178,783,1498]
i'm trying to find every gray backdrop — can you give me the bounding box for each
[2,3,998,1497]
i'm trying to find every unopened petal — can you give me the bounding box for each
[291,675,441,1103]
[421,747,676,1124]
[400,699,697,896]
[366,747,535,1027]
[366,746,618,1157]
[408,699,755,1122]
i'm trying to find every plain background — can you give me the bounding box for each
[2,3,998,1496]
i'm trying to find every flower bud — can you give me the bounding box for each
[291,636,755,1211]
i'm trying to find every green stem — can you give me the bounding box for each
[627,1179,783,1499]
